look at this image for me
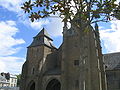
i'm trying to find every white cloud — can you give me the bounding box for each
[100,20,120,53]
[30,19,50,30]
[0,20,25,56]
[1,0,64,37]
[6,20,16,26]
[34,18,63,37]
[0,56,25,74]
[23,18,64,37]
[31,18,64,37]
[0,0,63,37]
[0,0,26,13]
[0,20,25,74]
[0,61,6,72]
[45,18,64,37]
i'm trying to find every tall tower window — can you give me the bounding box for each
[96,49,99,57]
[95,40,97,47]
[74,60,79,66]
[32,68,35,74]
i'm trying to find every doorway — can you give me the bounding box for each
[30,82,35,90]
[28,81,35,90]
[46,79,61,90]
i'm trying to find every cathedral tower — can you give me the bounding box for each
[61,21,107,90]
[20,28,56,90]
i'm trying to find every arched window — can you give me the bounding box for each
[31,68,35,74]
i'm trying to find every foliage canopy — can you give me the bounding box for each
[21,0,120,28]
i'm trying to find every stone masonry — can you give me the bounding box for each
[20,21,109,90]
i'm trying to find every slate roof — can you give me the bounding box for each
[29,28,56,48]
[103,52,120,70]
[0,75,6,82]
[35,28,53,41]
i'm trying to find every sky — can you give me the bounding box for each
[0,0,120,75]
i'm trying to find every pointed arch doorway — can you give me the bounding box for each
[46,79,61,90]
[30,82,35,90]
[27,81,35,90]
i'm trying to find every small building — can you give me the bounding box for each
[0,73,18,88]
[0,73,10,87]
[9,74,17,87]
[104,52,120,90]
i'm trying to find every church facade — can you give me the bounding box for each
[20,21,118,90]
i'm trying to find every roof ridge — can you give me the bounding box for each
[35,28,51,38]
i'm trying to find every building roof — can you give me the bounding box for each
[103,52,120,70]
[0,75,6,81]
[10,74,17,78]
[28,28,56,49]
[35,28,53,41]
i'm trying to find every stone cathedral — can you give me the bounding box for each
[20,21,107,90]
[20,20,120,90]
